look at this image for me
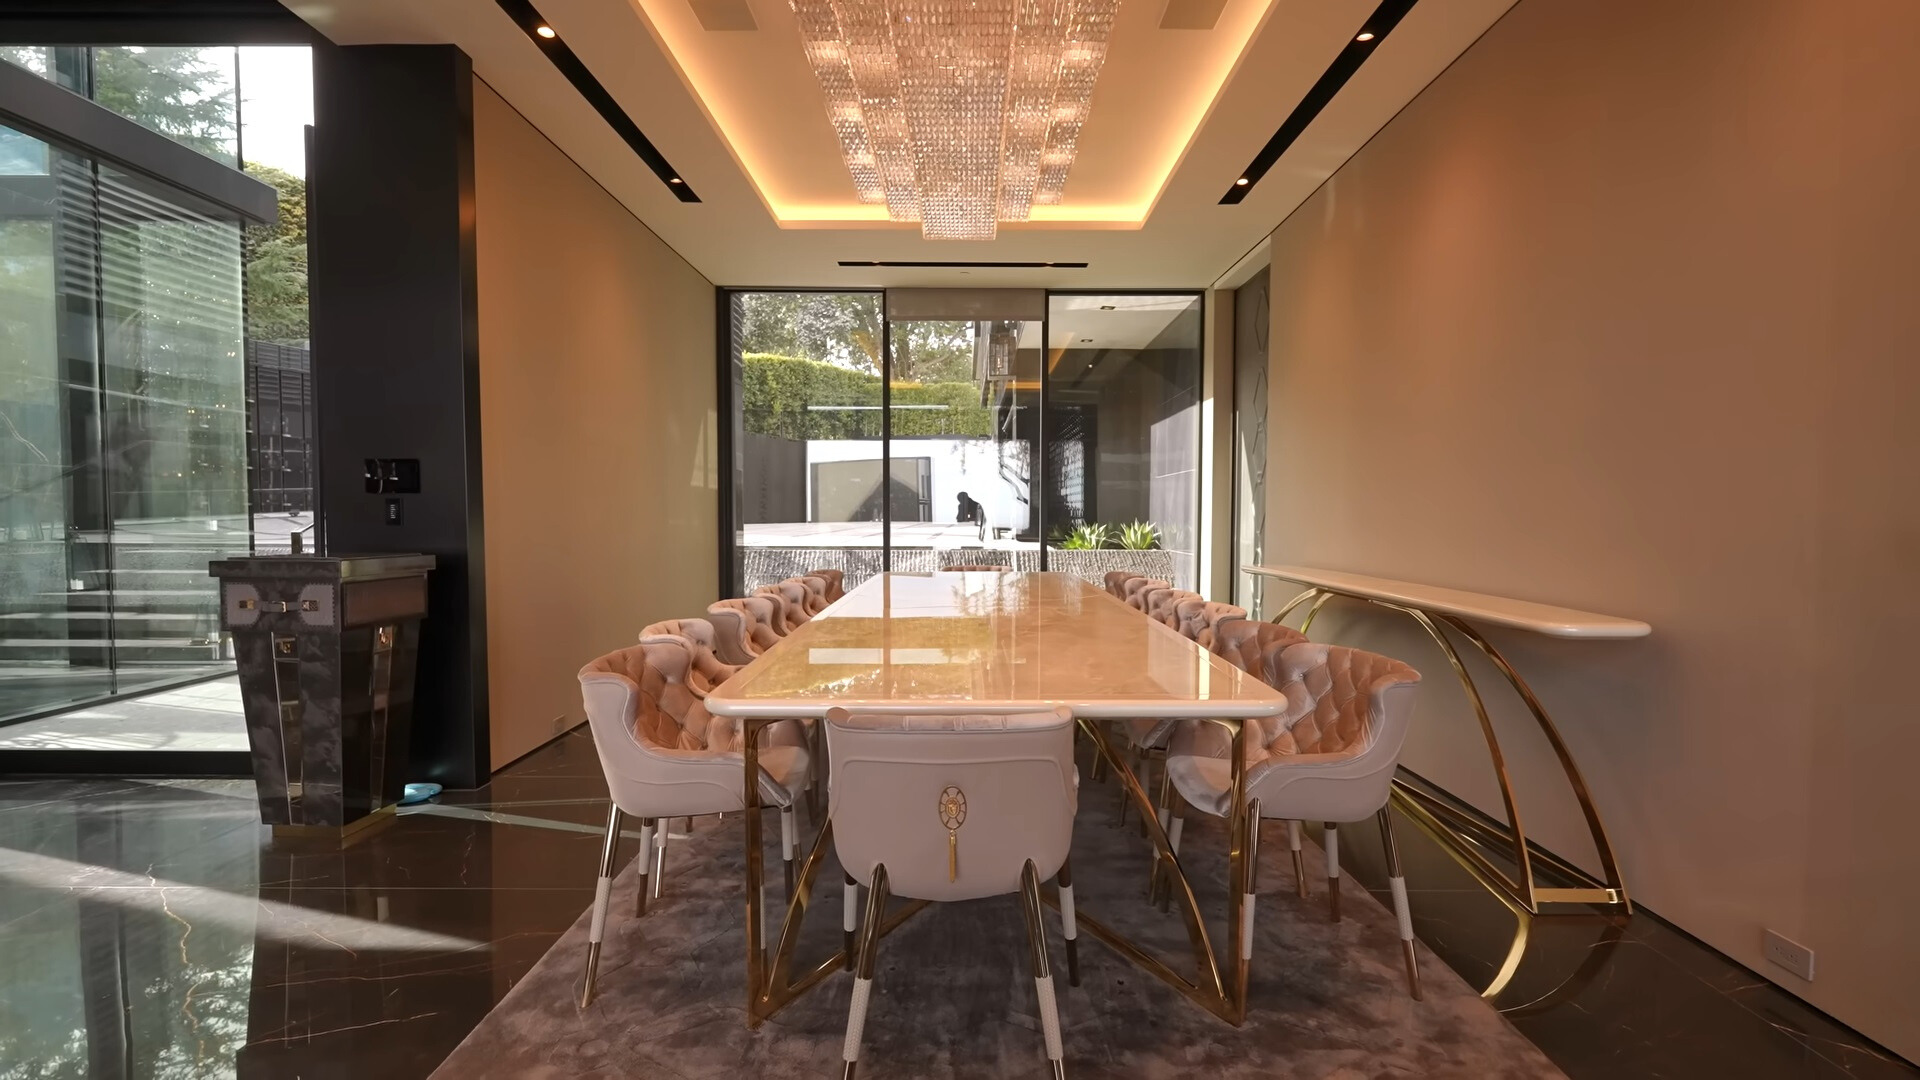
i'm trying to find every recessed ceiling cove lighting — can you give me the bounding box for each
[791,0,1119,240]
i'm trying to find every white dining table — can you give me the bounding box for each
[706,570,1288,1026]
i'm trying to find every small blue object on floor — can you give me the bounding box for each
[400,782,442,806]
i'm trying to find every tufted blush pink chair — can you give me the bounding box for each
[707,597,783,665]
[794,575,832,616]
[755,581,814,634]
[575,639,813,1006]
[1174,599,1247,649]
[1145,588,1201,629]
[807,568,846,603]
[826,706,1080,1079]
[1165,642,1425,999]
[1103,570,1140,600]
[638,618,739,697]
[1122,577,1169,611]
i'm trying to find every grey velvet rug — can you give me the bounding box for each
[432,789,1562,1079]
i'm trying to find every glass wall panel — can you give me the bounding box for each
[1231,268,1270,612]
[886,316,1040,572]
[0,45,311,748]
[732,291,887,592]
[1044,294,1204,590]
[0,128,114,720]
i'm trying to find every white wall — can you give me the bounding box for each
[472,80,718,769]
[1259,0,1920,1059]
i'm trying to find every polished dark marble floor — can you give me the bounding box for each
[1,730,1911,1079]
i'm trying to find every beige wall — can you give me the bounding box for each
[472,80,719,769]
[1260,0,1920,1060]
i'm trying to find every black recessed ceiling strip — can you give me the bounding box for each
[1220,0,1417,204]
[492,0,699,202]
[839,260,1089,268]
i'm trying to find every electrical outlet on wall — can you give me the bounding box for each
[1763,929,1815,981]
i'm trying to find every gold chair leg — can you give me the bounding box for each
[581,804,624,1007]
[842,870,859,971]
[1020,861,1067,1079]
[634,817,655,917]
[1325,822,1342,922]
[1378,806,1422,1001]
[842,865,891,1080]
[1057,857,1080,987]
[1288,820,1308,899]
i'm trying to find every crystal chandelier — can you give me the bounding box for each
[792,0,1118,240]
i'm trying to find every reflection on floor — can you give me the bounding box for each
[0,675,248,752]
[0,728,1910,1079]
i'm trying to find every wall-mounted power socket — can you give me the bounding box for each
[1763,929,1815,981]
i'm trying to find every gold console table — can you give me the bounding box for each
[1246,565,1642,939]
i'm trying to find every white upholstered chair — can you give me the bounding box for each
[1165,642,1425,998]
[575,639,813,1006]
[706,596,783,665]
[826,706,1080,1080]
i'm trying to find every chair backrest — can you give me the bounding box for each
[1145,588,1201,627]
[1253,643,1421,813]
[791,575,831,615]
[1123,577,1169,611]
[826,707,1078,903]
[707,597,782,664]
[1209,618,1308,680]
[578,641,750,815]
[1174,599,1248,648]
[942,564,1007,572]
[1103,570,1140,599]
[806,568,845,603]
[638,617,739,696]
[754,582,812,633]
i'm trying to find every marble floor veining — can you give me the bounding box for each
[0,728,1911,1079]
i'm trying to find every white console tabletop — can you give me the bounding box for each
[1245,565,1650,639]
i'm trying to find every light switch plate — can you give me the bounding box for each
[1763,929,1815,981]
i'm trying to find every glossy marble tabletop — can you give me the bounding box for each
[706,571,1286,720]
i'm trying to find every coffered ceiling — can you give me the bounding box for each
[286,0,1517,287]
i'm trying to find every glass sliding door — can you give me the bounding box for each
[1043,294,1204,590]
[731,291,887,592]
[724,289,1202,593]
[885,313,1041,572]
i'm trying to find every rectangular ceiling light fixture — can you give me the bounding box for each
[838,260,1089,268]
[793,0,1119,241]
[493,0,701,202]
[1220,0,1416,204]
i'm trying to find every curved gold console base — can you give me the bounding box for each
[1275,586,1631,929]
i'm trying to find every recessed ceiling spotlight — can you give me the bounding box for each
[1080,337,1094,343]
[1355,31,1375,41]
[535,24,556,38]
[669,177,683,184]
[1099,304,1116,310]
[1234,177,1250,186]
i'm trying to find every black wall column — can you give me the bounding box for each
[309,44,488,787]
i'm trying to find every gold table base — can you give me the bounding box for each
[738,713,1265,1027]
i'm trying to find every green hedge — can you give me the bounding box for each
[742,353,993,439]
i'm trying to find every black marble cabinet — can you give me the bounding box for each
[211,555,434,830]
